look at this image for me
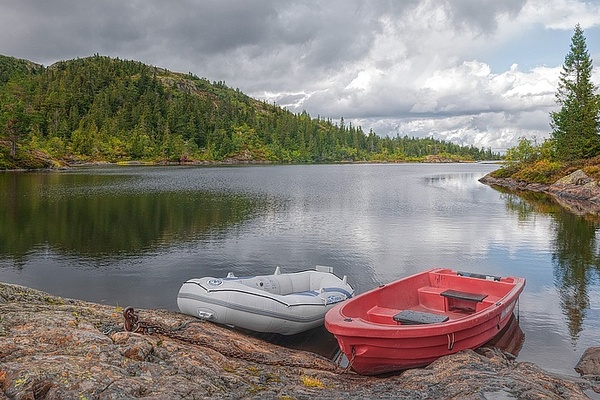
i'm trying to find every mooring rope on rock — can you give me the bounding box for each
[122,306,345,373]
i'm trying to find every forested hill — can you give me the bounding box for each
[0,54,499,168]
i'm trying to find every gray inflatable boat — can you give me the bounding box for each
[177,265,354,335]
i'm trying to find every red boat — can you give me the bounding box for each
[324,268,525,375]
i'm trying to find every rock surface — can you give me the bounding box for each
[1,282,598,399]
[479,169,600,215]
[576,347,600,381]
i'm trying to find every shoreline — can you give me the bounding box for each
[479,169,600,216]
[1,148,484,172]
[1,281,598,399]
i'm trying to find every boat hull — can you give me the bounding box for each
[325,268,525,375]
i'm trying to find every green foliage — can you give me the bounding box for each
[505,137,541,165]
[0,140,54,169]
[0,55,43,85]
[0,54,501,168]
[495,137,564,182]
[511,159,564,184]
[490,163,519,179]
[550,24,600,161]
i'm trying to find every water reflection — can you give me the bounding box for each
[0,172,265,260]
[485,313,525,358]
[552,212,600,342]
[497,188,600,343]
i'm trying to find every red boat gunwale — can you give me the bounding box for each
[324,268,526,375]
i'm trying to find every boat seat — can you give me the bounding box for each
[441,289,487,302]
[440,289,488,313]
[366,306,399,323]
[393,310,449,325]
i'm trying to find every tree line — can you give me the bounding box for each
[1,54,499,167]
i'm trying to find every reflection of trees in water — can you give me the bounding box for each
[551,212,599,342]
[500,188,600,342]
[1,172,266,260]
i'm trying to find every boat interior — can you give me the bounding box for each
[222,266,352,298]
[349,269,519,325]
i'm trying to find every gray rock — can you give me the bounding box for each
[576,347,600,380]
[480,170,600,215]
[1,282,598,399]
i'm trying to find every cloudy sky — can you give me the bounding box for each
[2,0,600,152]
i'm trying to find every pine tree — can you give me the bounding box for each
[550,24,600,161]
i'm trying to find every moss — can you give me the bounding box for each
[511,159,564,184]
[301,375,324,388]
[490,164,520,178]
[43,295,65,305]
[490,157,600,184]
[246,384,267,395]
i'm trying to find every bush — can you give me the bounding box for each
[505,137,540,165]
[511,159,564,183]
[582,163,600,180]
[491,164,520,178]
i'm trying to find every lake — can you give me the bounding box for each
[1,163,599,377]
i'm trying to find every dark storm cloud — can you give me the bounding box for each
[0,1,143,63]
[0,1,386,84]
[148,1,279,54]
[1,1,281,65]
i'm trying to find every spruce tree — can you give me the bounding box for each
[550,24,600,161]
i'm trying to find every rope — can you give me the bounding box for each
[343,346,357,373]
[447,332,455,350]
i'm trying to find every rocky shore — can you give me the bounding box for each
[1,282,599,399]
[479,169,600,215]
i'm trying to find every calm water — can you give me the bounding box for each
[1,163,599,376]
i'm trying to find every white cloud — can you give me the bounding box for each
[246,0,600,151]
[519,0,600,29]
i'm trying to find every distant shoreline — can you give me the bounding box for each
[2,157,486,172]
